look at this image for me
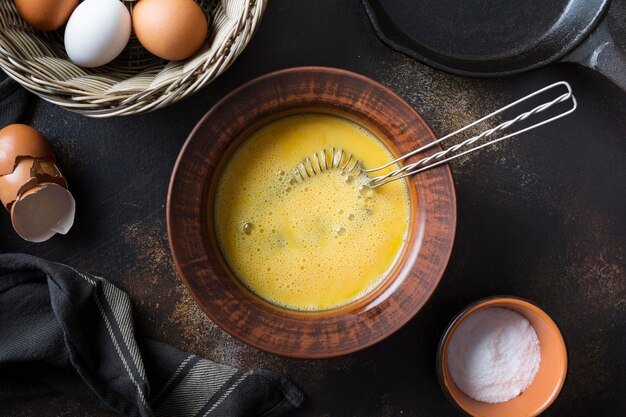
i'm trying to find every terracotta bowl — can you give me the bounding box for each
[437,296,568,417]
[167,67,456,358]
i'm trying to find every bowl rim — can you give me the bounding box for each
[167,66,457,358]
[436,295,568,417]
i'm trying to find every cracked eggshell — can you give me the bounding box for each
[0,157,67,210]
[11,183,76,243]
[0,124,75,242]
[0,124,54,176]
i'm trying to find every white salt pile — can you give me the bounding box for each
[447,307,541,404]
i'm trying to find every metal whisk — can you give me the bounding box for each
[291,81,577,188]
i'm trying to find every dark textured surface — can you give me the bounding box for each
[1,0,625,416]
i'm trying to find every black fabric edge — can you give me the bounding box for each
[150,355,200,410]
[193,370,246,417]
[253,371,305,417]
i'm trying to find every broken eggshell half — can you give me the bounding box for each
[11,183,76,243]
[0,124,75,242]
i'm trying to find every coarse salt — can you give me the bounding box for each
[446,307,541,404]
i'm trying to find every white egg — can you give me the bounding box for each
[64,0,131,68]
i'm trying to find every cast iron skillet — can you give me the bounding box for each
[362,0,626,91]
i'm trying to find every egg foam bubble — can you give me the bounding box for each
[214,114,411,311]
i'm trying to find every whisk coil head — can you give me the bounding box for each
[292,148,365,184]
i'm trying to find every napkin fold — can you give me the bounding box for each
[0,253,303,417]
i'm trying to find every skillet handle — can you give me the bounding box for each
[564,20,626,92]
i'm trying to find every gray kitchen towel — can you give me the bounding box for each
[0,75,303,416]
[0,252,303,417]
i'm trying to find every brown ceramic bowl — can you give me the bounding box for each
[167,67,456,358]
[437,296,568,417]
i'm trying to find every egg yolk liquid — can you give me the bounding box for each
[214,114,410,311]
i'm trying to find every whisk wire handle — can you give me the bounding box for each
[365,81,577,188]
[291,82,577,189]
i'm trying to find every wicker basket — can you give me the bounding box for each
[0,0,265,117]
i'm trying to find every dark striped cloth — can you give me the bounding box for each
[0,253,304,417]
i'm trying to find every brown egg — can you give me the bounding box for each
[132,0,208,61]
[13,0,79,31]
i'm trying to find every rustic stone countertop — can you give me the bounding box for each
[1,1,625,416]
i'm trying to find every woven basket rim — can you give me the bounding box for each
[0,0,267,117]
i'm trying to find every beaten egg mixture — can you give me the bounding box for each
[214,114,410,311]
